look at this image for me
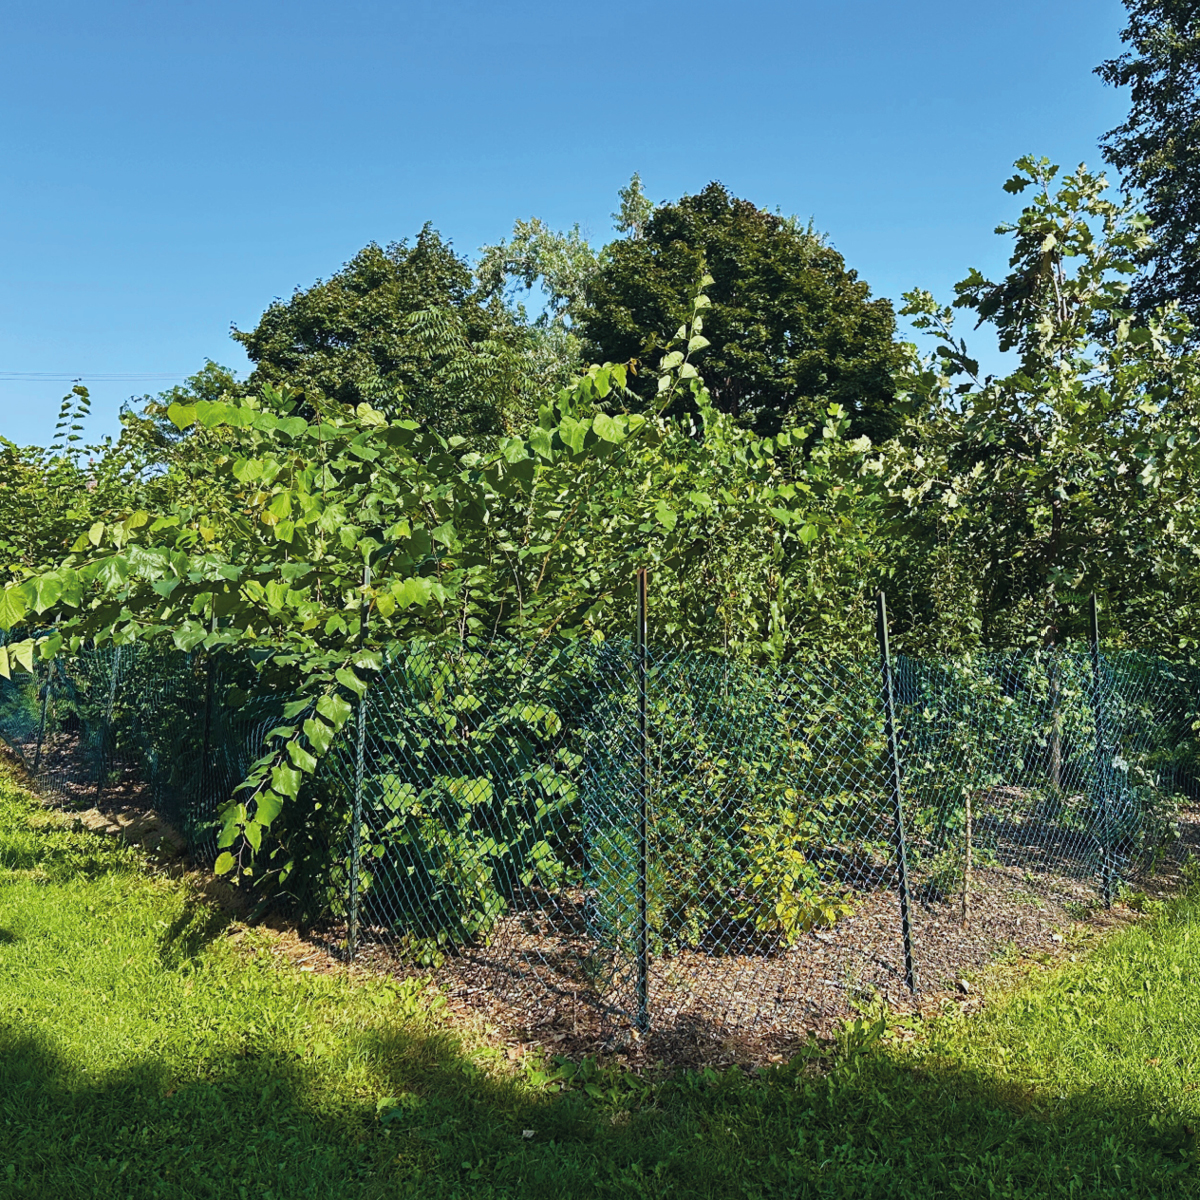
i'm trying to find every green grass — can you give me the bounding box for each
[2,761,1200,1199]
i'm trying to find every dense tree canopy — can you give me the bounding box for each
[232,227,558,441]
[1098,0,1200,322]
[579,182,908,442]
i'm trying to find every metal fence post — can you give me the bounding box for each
[97,644,123,802]
[347,563,372,962]
[1090,593,1115,907]
[199,611,216,798]
[200,654,214,791]
[32,659,53,773]
[635,567,650,1033]
[875,591,917,993]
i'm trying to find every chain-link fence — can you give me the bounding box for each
[1,619,1197,1054]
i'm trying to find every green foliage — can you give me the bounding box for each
[7,157,1200,910]
[0,291,873,882]
[345,642,588,959]
[890,157,1200,654]
[476,216,599,333]
[0,387,147,583]
[585,655,883,957]
[738,797,858,942]
[580,181,908,441]
[611,171,654,240]
[234,228,546,440]
[1097,0,1200,324]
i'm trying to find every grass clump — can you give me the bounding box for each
[2,758,1200,1198]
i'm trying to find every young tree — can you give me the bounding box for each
[1097,0,1200,321]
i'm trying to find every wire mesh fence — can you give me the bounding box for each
[1,617,1197,1055]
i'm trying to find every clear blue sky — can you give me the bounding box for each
[0,0,1131,448]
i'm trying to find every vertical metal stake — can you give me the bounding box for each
[347,563,372,961]
[200,608,216,802]
[875,591,917,993]
[200,654,215,793]
[97,644,123,801]
[348,690,368,960]
[1090,593,1114,907]
[635,567,650,1033]
[33,660,53,773]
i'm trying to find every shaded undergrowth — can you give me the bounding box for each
[1,760,1199,1198]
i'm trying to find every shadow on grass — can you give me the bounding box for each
[3,1013,1199,1200]
[155,893,239,969]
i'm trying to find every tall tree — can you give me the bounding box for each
[233,226,549,440]
[891,158,1200,654]
[1097,0,1200,321]
[579,182,907,442]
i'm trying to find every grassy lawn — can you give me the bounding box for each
[2,760,1200,1199]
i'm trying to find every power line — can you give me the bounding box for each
[0,372,187,382]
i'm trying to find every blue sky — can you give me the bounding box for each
[0,0,1131,448]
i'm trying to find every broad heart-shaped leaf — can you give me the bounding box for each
[592,412,626,444]
[558,417,588,455]
[216,814,240,847]
[303,716,334,755]
[287,740,318,774]
[213,851,235,875]
[271,763,303,799]
[172,621,208,652]
[93,557,129,591]
[316,693,353,728]
[166,402,197,431]
[195,400,238,428]
[501,437,530,464]
[9,640,35,674]
[395,576,434,609]
[0,647,9,680]
[268,491,293,519]
[244,818,263,852]
[32,576,62,614]
[335,667,367,697]
[0,585,27,631]
[254,789,285,826]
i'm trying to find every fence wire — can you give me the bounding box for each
[1,634,1196,1053]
